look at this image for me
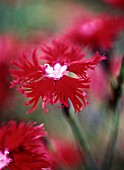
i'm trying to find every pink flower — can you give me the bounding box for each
[104,0,124,9]
[10,40,105,114]
[88,66,110,101]
[66,15,124,50]
[0,120,51,170]
[88,56,123,104]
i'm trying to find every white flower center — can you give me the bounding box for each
[0,149,12,169]
[45,63,68,79]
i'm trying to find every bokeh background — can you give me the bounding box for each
[0,0,124,170]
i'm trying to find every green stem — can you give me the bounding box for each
[63,106,98,170]
[101,56,124,170]
[101,106,119,170]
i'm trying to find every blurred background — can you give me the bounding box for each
[0,0,124,169]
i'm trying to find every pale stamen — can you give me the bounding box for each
[0,149,12,169]
[44,63,68,79]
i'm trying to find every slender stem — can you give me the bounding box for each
[101,56,124,170]
[63,106,99,170]
[101,105,119,170]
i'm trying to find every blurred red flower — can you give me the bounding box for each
[88,56,122,103]
[0,120,52,170]
[0,34,21,108]
[10,40,105,114]
[104,0,124,9]
[49,138,84,169]
[109,56,122,77]
[88,66,110,102]
[66,14,124,50]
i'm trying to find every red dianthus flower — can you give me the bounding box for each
[66,14,124,50]
[10,40,105,114]
[0,120,51,170]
